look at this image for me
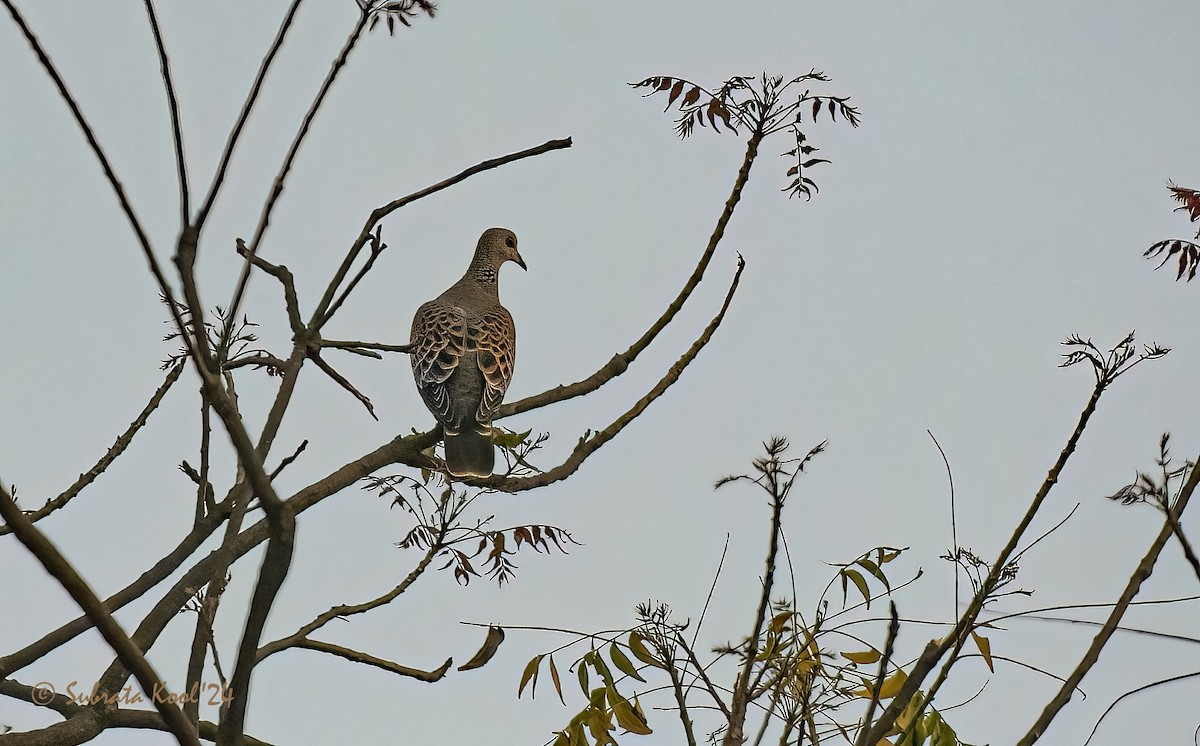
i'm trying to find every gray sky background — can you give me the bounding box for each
[3,2,1200,744]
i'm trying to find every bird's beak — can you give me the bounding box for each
[514,253,527,271]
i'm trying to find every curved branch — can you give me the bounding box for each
[0,485,200,746]
[257,532,441,661]
[141,0,189,225]
[492,255,745,493]
[0,363,184,537]
[290,639,452,682]
[1016,464,1198,745]
[311,137,574,328]
[497,132,762,420]
[193,0,304,229]
[221,4,372,352]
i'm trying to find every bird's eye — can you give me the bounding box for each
[505,236,515,248]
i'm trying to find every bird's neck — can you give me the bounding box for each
[456,263,500,293]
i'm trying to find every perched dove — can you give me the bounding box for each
[410,228,525,478]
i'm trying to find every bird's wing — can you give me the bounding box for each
[470,306,516,423]
[410,300,467,426]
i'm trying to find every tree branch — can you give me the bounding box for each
[0,485,199,746]
[0,363,184,536]
[258,540,440,661]
[1016,462,1198,745]
[221,4,373,353]
[311,137,573,328]
[291,640,452,682]
[490,255,746,493]
[193,0,303,229]
[141,0,189,225]
[497,132,761,420]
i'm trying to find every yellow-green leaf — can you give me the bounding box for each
[549,655,565,704]
[857,557,890,591]
[768,611,793,635]
[842,568,872,607]
[609,642,646,682]
[577,658,589,695]
[628,631,665,669]
[971,631,994,673]
[612,692,653,735]
[518,654,542,698]
[841,649,881,665]
[851,668,907,699]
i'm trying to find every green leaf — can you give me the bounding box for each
[577,657,590,695]
[857,557,890,592]
[609,642,646,682]
[549,655,566,704]
[611,688,653,734]
[493,428,532,449]
[628,631,665,669]
[518,654,542,698]
[842,568,871,607]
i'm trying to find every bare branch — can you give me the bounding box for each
[290,639,452,682]
[858,371,1109,746]
[321,225,386,324]
[223,354,288,373]
[311,137,573,328]
[319,339,413,356]
[491,255,745,492]
[268,440,309,480]
[1016,463,1198,745]
[141,0,189,225]
[235,239,303,335]
[310,353,378,420]
[0,363,184,536]
[193,0,303,229]
[1,0,192,354]
[0,484,200,746]
[258,540,441,660]
[498,132,762,420]
[222,5,374,352]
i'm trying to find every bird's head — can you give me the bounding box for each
[478,227,527,271]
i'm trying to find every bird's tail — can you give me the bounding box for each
[444,426,494,478]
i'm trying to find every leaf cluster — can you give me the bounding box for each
[363,0,436,35]
[631,71,860,199]
[1058,331,1168,384]
[363,474,578,586]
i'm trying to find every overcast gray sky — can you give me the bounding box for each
[4,2,1200,744]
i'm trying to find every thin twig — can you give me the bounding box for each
[310,353,378,420]
[320,339,412,356]
[322,226,386,323]
[1016,463,1197,745]
[235,239,303,335]
[258,539,441,660]
[141,0,189,225]
[858,602,899,744]
[493,256,746,493]
[692,534,731,647]
[498,133,761,420]
[311,137,573,327]
[857,378,1108,746]
[291,639,452,682]
[0,363,184,536]
[222,5,373,354]
[2,0,195,363]
[269,440,309,480]
[0,484,200,746]
[194,0,304,228]
[927,430,958,614]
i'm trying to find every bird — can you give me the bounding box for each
[410,227,525,478]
